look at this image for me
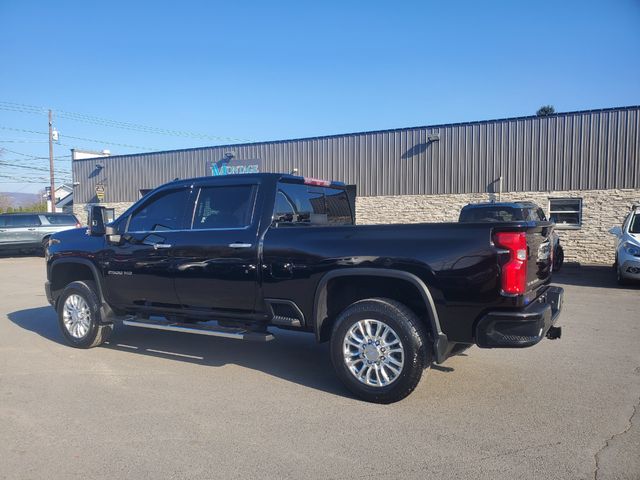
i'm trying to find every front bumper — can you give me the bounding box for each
[476,286,564,348]
[44,281,55,306]
[619,258,640,280]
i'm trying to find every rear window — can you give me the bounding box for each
[459,207,522,222]
[45,214,78,225]
[273,182,353,226]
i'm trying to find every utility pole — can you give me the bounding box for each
[48,109,55,212]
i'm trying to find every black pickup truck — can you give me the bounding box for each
[45,173,563,403]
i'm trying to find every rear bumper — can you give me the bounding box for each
[476,286,564,348]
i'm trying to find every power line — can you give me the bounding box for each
[0,147,71,160]
[0,126,154,150]
[61,134,153,150]
[0,161,71,174]
[0,157,72,170]
[0,101,250,143]
[0,175,71,183]
[0,160,71,173]
[0,181,60,184]
[0,126,47,136]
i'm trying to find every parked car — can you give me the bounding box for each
[0,212,81,254]
[458,201,564,271]
[609,204,640,285]
[45,174,563,403]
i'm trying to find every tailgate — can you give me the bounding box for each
[523,223,554,292]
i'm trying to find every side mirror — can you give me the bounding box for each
[105,225,122,245]
[87,205,106,236]
[609,226,622,237]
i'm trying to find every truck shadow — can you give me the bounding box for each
[553,265,640,290]
[8,306,354,398]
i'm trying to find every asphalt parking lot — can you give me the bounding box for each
[0,256,638,480]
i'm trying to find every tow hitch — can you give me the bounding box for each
[546,326,562,340]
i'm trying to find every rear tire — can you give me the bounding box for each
[554,245,564,272]
[57,280,113,348]
[40,237,49,257]
[330,298,430,404]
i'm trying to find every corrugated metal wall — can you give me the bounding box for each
[73,106,640,203]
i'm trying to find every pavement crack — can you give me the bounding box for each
[593,396,640,480]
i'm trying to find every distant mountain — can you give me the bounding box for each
[0,191,41,207]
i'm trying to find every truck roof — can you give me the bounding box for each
[0,212,75,216]
[460,201,539,210]
[163,173,346,189]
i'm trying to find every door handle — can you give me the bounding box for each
[27,228,36,231]
[153,243,172,250]
[229,243,252,249]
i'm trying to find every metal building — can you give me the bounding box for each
[72,105,640,264]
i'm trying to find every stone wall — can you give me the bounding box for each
[75,188,640,265]
[356,189,640,265]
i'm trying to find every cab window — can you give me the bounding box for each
[191,185,256,229]
[127,188,191,232]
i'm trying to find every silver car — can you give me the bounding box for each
[0,213,81,254]
[610,204,640,285]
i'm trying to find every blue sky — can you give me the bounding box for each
[1,0,639,193]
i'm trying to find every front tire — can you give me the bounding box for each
[57,280,112,348]
[616,267,629,286]
[330,298,430,404]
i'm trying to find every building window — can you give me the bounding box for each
[549,198,582,229]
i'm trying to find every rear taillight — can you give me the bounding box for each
[303,177,331,187]
[494,231,528,295]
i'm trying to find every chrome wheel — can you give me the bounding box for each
[62,294,92,339]
[343,319,405,387]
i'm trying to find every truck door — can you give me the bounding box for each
[172,182,259,314]
[102,186,193,309]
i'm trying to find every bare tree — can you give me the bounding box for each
[0,193,11,212]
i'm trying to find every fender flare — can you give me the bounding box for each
[50,258,116,324]
[312,268,449,363]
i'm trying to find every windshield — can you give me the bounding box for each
[630,213,640,234]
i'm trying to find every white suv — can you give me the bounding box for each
[0,213,81,254]
[610,204,640,285]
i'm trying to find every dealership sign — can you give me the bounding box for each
[210,158,261,176]
[95,183,105,202]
